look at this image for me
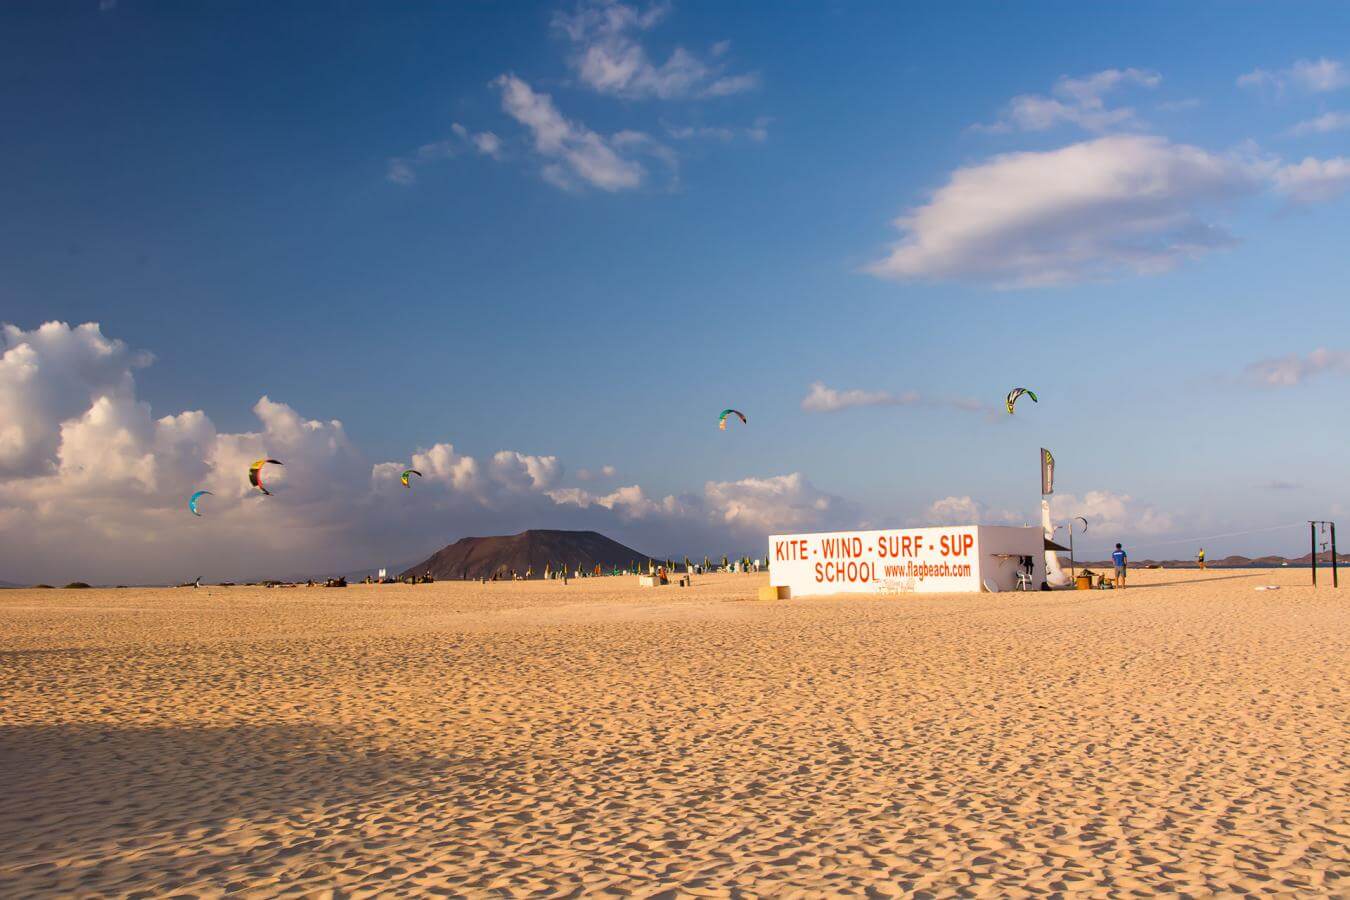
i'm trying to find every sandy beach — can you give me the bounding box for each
[1,569,1345,896]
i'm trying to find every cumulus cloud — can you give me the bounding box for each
[548,484,688,521]
[492,74,673,191]
[550,472,849,535]
[1239,58,1349,94]
[1244,348,1350,386]
[1272,156,1350,203]
[1287,111,1350,136]
[552,0,758,100]
[1051,490,1173,536]
[977,68,1161,134]
[386,124,503,185]
[703,473,850,534]
[0,322,853,584]
[867,136,1265,287]
[922,496,1022,526]
[0,321,152,478]
[488,450,562,493]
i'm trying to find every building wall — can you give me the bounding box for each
[973,525,1048,592]
[768,525,1047,597]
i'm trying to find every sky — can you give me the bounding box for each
[2,0,1348,583]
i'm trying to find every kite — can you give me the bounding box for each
[188,490,212,517]
[718,409,747,431]
[248,458,283,495]
[400,468,423,488]
[1074,516,1088,533]
[1005,388,1038,415]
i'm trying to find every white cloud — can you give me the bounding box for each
[702,473,847,533]
[0,321,152,478]
[868,136,1264,287]
[386,125,503,185]
[1237,68,1276,91]
[1052,490,1173,535]
[575,464,621,477]
[1287,111,1350,136]
[801,381,905,413]
[1289,58,1350,92]
[1239,58,1349,94]
[922,496,1021,526]
[550,472,848,535]
[552,0,758,100]
[548,484,687,521]
[492,74,672,192]
[410,443,481,492]
[453,123,504,159]
[1244,348,1350,386]
[978,68,1161,134]
[489,450,562,493]
[1272,156,1350,203]
[0,322,858,583]
[801,382,988,415]
[386,159,417,185]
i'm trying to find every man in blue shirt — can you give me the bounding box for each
[1112,543,1127,588]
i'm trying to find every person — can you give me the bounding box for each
[1112,543,1127,588]
[1197,548,1206,570]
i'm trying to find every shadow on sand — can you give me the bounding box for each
[0,721,491,894]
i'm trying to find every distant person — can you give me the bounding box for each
[1112,543,1128,588]
[1197,548,1206,570]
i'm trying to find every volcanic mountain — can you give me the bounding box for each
[401,530,656,580]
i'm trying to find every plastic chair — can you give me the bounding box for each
[1015,571,1034,592]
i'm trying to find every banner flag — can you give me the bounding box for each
[1040,447,1055,495]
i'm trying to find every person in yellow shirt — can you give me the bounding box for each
[1197,548,1206,570]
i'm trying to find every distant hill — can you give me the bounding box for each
[402,529,656,580]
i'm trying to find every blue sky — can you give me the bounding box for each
[2,1,1348,581]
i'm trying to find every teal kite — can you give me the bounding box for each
[188,490,212,517]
